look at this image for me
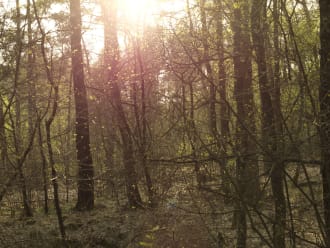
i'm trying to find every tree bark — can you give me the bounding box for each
[70,0,94,210]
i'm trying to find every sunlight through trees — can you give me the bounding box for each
[0,0,327,247]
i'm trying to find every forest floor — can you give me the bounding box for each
[0,192,223,248]
[0,167,324,248]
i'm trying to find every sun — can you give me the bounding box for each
[84,0,185,58]
[118,0,158,28]
[83,0,162,60]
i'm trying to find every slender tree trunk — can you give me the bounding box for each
[102,0,142,208]
[188,79,201,187]
[319,0,330,246]
[65,78,73,203]
[37,124,48,214]
[16,91,32,217]
[26,0,38,210]
[32,0,66,237]
[214,0,231,199]
[136,41,154,205]
[15,0,33,217]
[272,0,282,138]
[184,0,202,187]
[45,86,66,240]
[251,0,286,247]
[177,71,200,187]
[100,102,116,191]
[27,0,36,151]
[231,1,258,247]
[19,167,33,217]
[199,0,217,138]
[70,0,94,210]
[0,94,7,176]
[112,80,143,207]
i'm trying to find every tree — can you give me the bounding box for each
[32,0,66,238]
[0,94,6,172]
[15,0,33,218]
[251,0,286,246]
[70,0,94,210]
[231,1,259,246]
[214,0,231,199]
[102,0,142,208]
[134,40,154,205]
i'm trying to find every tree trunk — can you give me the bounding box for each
[183,0,202,187]
[319,0,330,246]
[199,0,217,138]
[135,41,154,206]
[100,102,116,191]
[15,0,33,218]
[45,87,66,240]
[251,0,286,247]
[65,79,73,203]
[26,0,38,212]
[0,94,7,177]
[214,0,231,199]
[37,124,49,214]
[19,167,33,217]
[272,0,282,138]
[102,0,142,208]
[32,0,66,237]
[70,0,94,210]
[231,1,259,247]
